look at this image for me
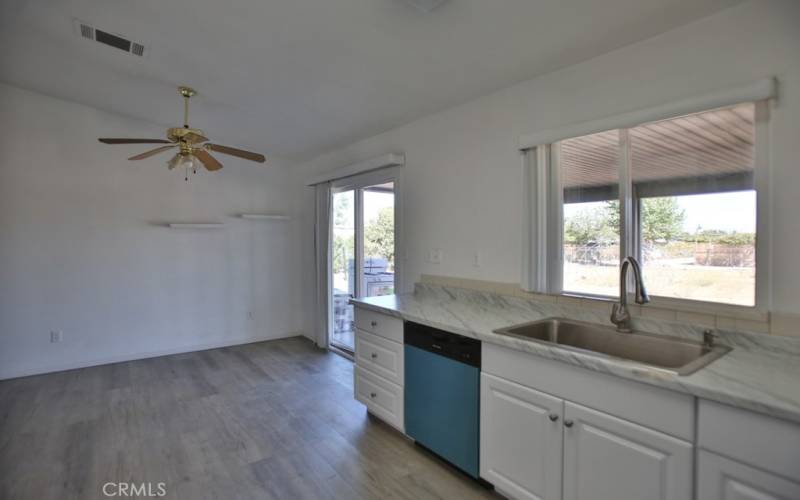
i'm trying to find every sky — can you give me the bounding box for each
[333,186,394,230]
[364,190,394,223]
[677,191,755,233]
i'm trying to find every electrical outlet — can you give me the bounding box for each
[247,311,254,321]
[429,248,442,264]
[473,251,481,267]
[50,330,63,343]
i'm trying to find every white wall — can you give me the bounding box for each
[0,83,304,379]
[294,0,800,323]
[3,1,798,370]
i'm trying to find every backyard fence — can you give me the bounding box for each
[565,242,755,268]
[693,243,755,267]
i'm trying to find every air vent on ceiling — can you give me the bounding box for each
[400,0,449,12]
[79,23,93,39]
[131,42,145,57]
[73,19,147,57]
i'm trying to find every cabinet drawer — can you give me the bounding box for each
[354,307,403,343]
[483,342,695,441]
[698,450,800,500]
[355,329,404,386]
[354,366,404,431]
[698,400,800,482]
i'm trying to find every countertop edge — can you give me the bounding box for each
[350,299,800,426]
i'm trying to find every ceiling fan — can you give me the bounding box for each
[98,86,266,180]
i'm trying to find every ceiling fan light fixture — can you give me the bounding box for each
[170,153,199,181]
[168,152,196,169]
[99,85,266,178]
[179,154,195,170]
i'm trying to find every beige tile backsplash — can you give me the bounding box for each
[419,274,797,337]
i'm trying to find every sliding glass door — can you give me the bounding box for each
[331,189,357,351]
[329,171,399,353]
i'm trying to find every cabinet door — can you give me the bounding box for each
[563,401,692,500]
[698,450,800,500]
[480,373,563,500]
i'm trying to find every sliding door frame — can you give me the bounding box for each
[329,166,404,350]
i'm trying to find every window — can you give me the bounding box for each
[560,130,621,297]
[628,105,756,306]
[538,102,763,307]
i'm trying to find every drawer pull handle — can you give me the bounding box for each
[369,392,377,399]
[370,353,377,359]
[370,321,378,327]
[549,414,559,422]
[564,420,574,428]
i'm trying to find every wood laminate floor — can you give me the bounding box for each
[0,337,501,500]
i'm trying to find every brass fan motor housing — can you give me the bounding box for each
[167,127,207,155]
[167,127,206,141]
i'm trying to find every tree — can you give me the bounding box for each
[333,194,352,227]
[564,197,685,246]
[332,234,354,274]
[564,205,617,245]
[364,207,394,265]
[602,198,685,243]
[640,197,685,242]
[692,230,755,245]
[332,193,354,274]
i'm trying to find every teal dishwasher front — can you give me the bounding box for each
[404,321,481,478]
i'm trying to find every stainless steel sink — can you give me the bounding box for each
[493,318,731,376]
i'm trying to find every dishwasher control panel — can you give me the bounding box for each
[404,321,481,368]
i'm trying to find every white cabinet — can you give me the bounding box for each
[354,307,403,343]
[697,400,800,500]
[355,329,404,386]
[562,402,693,500]
[354,366,404,430]
[480,342,694,500]
[352,307,404,432]
[697,450,800,500]
[698,400,800,483]
[480,372,563,500]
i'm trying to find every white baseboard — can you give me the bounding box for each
[0,331,306,381]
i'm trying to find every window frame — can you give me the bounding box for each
[528,100,770,313]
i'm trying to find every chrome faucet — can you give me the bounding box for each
[610,256,650,332]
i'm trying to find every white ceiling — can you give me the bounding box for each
[0,0,744,161]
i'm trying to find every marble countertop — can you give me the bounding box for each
[351,284,800,425]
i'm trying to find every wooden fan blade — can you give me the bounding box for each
[194,149,223,171]
[206,143,265,163]
[167,154,181,170]
[99,138,172,144]
[183,132,208,144]
[128,145,176,161]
